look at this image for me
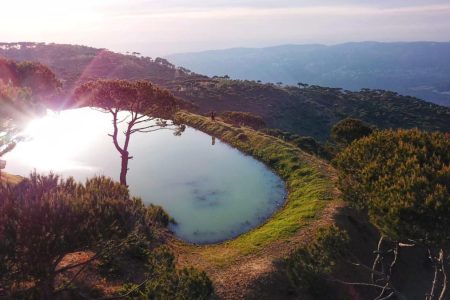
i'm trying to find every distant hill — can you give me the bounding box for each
[1,42,449,141]
[166,42,450,107]
[0,42,195,92]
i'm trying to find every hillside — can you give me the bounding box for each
[1,42,449,141]
[167,42,450,107]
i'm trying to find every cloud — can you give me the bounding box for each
[0,0,449,56]
[115,4,450,20]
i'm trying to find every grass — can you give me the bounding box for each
[173,112,335,266]
[0,172,23,185]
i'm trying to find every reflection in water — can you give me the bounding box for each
[211,136,215,146]
[4,108,286,244]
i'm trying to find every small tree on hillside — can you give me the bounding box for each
[334,129,450,299]
[74,80,186,186]
[331,118,373,147]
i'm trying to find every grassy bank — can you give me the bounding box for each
[173,112,336,266]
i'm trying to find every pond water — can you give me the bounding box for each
[3,108,286,244]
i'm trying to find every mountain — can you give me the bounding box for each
[166,42,450,107]
[1,42,449,141]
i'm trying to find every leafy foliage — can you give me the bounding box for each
[120,247,213,300]
[286,226,349,296]
[0,81,33,118]
[0,173,154,298]
[73,79,193,119]
[147,203,173,227]
[330,117,373,146]
[334,129,450,245]
[0,57,60,101]
[97,205,173,276]
[220,111,266,130]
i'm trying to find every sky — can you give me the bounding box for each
[1,0,450,56]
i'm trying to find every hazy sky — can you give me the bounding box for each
[1,0,450,56]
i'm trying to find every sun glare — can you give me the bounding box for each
[7,109,110,172]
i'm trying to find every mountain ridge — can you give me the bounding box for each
[1,41,449,141]
[166,41,450,107]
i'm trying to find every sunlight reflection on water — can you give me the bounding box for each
[4,108,286,244]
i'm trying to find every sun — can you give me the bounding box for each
[7,108,110,172]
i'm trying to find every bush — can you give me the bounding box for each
[286,226,349,296]
[331,118,373,147]
[0,173,154,298]
[334,128,450,299]
[291,136,320,154]
[236,132,248,141]
[220,111,266,130]
[334,129,450,245]
[120,247,213,300]
[147,203,173,227]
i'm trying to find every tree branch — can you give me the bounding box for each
[372,236,384,283]
[428,248,439,300]
[377,291,395,300]
[77,278,151,300]
[387,242,399,280]
[109,110,125,154]
[54,252,101,275]
[374,283,390,300]
[328,278,388,289]
[438,249,448,300]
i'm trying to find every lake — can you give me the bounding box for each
[3,108,286,244]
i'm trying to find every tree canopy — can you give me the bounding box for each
[331,117,374,146]
[0,58,60,100]
[73,79,192,119]
[334,129,450,245]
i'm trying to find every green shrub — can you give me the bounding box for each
[286,226,349,296]
[147,203,173,227]
[334,129,450,245]
[330,118,373,147]
[220,111,266,130]
[236,132,248,141]
[120,247,213,300]
[0,173,155,298]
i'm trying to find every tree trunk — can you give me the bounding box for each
[120,151,129,186]
[38,278,54,300]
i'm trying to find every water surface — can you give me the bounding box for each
[3,108,286,243]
